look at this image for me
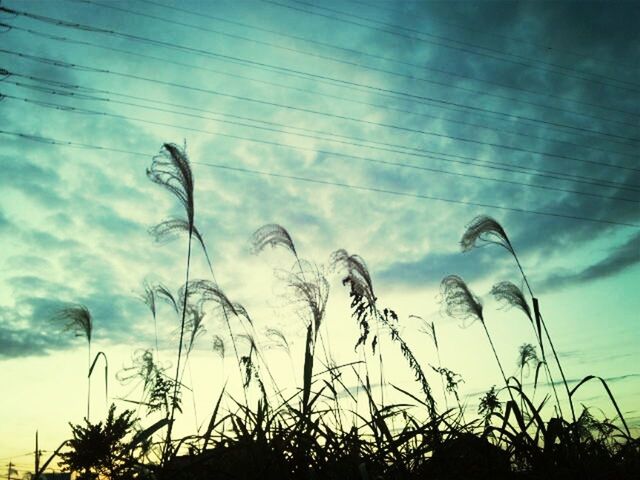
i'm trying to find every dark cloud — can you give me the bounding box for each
[550,373,640,389]
[0,290,154,360]
[377,245,512,288]
[0,323,71,359]
[0,299,73,359]
[538,231,640,292]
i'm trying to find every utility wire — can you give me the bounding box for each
[192,161,640,229]
[10,72,637,190]
[7,84,639,203]
[8,77,640,196]
[3,48,638,172]
[70,0,640,126]
[0,129,150,156]
[1,128,637,228]
[270,0,640,92]
[135,0,640,117]
[1,6,638,144]
[6,21,637,158]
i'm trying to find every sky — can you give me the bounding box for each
[0,0,639,472]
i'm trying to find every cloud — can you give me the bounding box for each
[550,373,640,389]
[538,232,640,292]
[0,289,155,360]
[0,211,10,231]
[0,299,73,359]
[377,246,507,288]
[0,323,70,359]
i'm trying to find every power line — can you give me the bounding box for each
[6,85,639,204]
[1,129,637,228]
[348,0,640,73]
[269,0,640,92]
[0,129,150,156]
[3,48,638,173]
[8,72,638,191]
[2,6,638,145]
[192,161,640,228]
[7,77,640,197]
[69,0,640,127]
[135,0,639,117]
[7,21,637,159]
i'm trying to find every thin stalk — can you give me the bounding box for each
[163,230,193,463]
[430,322,449,411]
[87,340,91,421]
[436,350,449,411]
[153,312,159,361]
[512,251,574,421]
[373,318,385,407]
[480,321,517,407]
[201,248,249,406]
[188,363,199,433]
[520,366,524,415]
[291,254,328,417]
[540,309,575,422]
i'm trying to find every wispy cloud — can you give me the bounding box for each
[538,232,640,292]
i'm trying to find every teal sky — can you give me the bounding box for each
[1,0,639,470]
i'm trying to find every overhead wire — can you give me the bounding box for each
[7,74,640,195]
[5,20,637,159]
[1,129,638,229]
[1,6,638,145]
[2,48,638,173]
[6,84,639,204]
[134,0,639,117]
[68,0,640,127]
[194,162,640,229]
[2,3,636,205]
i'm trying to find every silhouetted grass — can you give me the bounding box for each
[42,144,638,480]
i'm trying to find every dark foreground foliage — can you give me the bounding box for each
[55,402,640,480]
[39,143,637,480]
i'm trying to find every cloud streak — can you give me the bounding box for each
[539,232,640,292]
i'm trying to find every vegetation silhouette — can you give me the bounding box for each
[43,143,638,480]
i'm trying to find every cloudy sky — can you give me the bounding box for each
[1,0,639,469]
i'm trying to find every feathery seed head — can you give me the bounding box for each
[147,143,194,226]
[140,281,156,319]
[330,249,376,306]
[461,215,514,255]
[212,335,225,360]
[517,343,539,370]
[491,281,532,322]
[148,218,205,245]
[251,224,297,257]
[440,275,484,325]
[288,266,329,334]
[54,304,92,343]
